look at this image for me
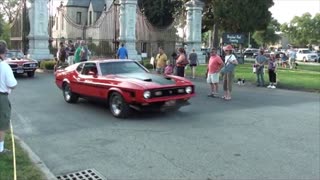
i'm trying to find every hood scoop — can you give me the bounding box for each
[143,78,152,82]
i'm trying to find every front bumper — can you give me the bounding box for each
[129,99,191,112]
[11,67,37,74]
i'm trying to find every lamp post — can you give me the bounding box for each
[113,0,120,57]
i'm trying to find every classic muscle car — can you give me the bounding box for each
[55,60,195,118]
[5,50,38,77]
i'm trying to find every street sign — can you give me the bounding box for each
[222,33,245,44]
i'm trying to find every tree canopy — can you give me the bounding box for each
[252,18,281,47]
[138,0,184,28]
[201,0,273,33]
[281,13,320,47]
[0,0,20,23]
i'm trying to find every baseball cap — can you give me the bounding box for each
[0,40,8,54]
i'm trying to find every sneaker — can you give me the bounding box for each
[267,85,272,88]
[271,85,276,89]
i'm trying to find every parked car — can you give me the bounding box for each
[296,48,319,62]
[243,48,259,58]
[5,50,38,77]
[313,50,320,63]
[55,60,195,118]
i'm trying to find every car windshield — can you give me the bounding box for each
[301,50,312,53]
[100,61,147,75]
[6,51,24,59]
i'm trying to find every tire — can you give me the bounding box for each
[27,71,35,77]
[63,83,79,103]
[109,92,131,118]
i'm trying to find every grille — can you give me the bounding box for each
[23,64,30,67]
[150,87,192,98]
[56,169,106,180]
[9,64,18,68]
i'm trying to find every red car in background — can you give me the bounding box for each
[5,50,38,77]
[55,60,195,118]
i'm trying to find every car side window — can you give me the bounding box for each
[81,63,97,75]
[76,64,84,73]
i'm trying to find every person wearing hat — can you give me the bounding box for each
[255,48,268,87]
[221,45,238,100]
[0,40,17,154]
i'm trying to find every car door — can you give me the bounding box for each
[77,62,101,97]
[69,63,84,94]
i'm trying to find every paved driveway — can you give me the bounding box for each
[10,72,320,180]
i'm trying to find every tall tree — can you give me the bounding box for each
[0,0,20,23]
[281,13,320,47]
[252,19,281,47]
[138,0,185,28]
[201,0,273,47]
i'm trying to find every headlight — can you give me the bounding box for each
[185,86,192,94]
[143,91,151,99]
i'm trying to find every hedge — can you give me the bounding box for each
[40,60,56,70]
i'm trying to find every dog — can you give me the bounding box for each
[237,78,246,86]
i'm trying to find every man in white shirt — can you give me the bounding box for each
[0,40,17,154]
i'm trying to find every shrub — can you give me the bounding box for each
[144,63,154,70]
[40,60,56,70]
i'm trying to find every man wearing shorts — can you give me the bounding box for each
[207,47,223,97]
[0,40,17,154]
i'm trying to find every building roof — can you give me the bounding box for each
[66,0,91,7]
[66,0,105,12]
[91,0,105,12]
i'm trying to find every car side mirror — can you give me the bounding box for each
[88,70,97,76]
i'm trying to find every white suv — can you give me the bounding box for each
[296,48,319,62]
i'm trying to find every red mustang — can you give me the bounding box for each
[5,50,38,77]
[55,60,195,118]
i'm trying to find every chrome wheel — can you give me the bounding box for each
[109,92,131,118]
[63,83,79,103]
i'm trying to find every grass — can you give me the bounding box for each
[0,134,45,180]
[184,61,320,92]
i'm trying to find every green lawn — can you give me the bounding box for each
[184,62,320,92]
[0,134,45,180]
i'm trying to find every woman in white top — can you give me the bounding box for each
[222,45,238,100]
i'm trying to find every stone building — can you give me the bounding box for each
[52,0,182,58]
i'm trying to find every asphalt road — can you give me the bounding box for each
[10,71,320,180]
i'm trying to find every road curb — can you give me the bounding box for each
[14,135,57,180]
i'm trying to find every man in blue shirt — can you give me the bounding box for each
[117,43,128,59]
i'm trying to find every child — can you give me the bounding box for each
[267,52,277,89]
[164,60,173,75]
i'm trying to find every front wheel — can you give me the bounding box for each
[109,92,131,118]
[63,83,79,103]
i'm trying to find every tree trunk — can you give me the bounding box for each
[212,23,219,48]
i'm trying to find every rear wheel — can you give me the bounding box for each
[109,92,131,118]
[63,83,79,103]
[27,71,35,77]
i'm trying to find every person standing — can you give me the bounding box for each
[175,48,188,77]
[155,47,168,74]
[0,40,18,154]
[207,47,224,97]
[287,44,297,69]
[74,40,83,63]
[267,52,277,89]
[80,40,89,62]
[67,41,75,65]
[188,48,198,79]
[117,43,128,59]
[222,45,238,100]
[255,48,268,87]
